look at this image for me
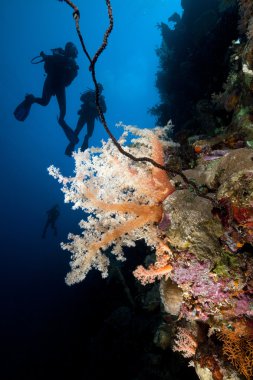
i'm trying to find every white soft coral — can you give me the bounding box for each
[48,123,174,285]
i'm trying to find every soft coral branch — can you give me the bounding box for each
[49,124,174,285]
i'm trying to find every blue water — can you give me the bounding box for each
[1,1,182,378]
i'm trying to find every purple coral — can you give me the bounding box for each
[170,253,231,319]
[234,294,253,317]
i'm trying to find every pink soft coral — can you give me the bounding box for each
[49,124,174,285]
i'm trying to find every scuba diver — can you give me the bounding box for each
[42,204,60,239]
[14,42,79,144]
[65,83,107,156]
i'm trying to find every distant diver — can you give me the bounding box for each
[14,42,79,144]
[42,204,60,239]
[65,83,107,156]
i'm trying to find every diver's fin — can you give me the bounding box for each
[80,142,88,152]
[13,96,33,122]
[65,142,76,157]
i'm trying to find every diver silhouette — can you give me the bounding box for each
[65,83,107,156]
[42,204,60,239]
[14,42,79,144]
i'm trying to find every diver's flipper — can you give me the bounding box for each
[80,142,88,152]
[81,138,88,152]
[14,96,33,122]
[65,142,76,157]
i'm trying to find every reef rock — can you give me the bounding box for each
[163,189,223,260]
[160,278,183,316]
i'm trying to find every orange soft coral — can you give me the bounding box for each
[217,320,253,380]
[49,124,175,285]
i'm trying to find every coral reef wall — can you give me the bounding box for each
[150,0,239,142]
[147,1,253,379]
